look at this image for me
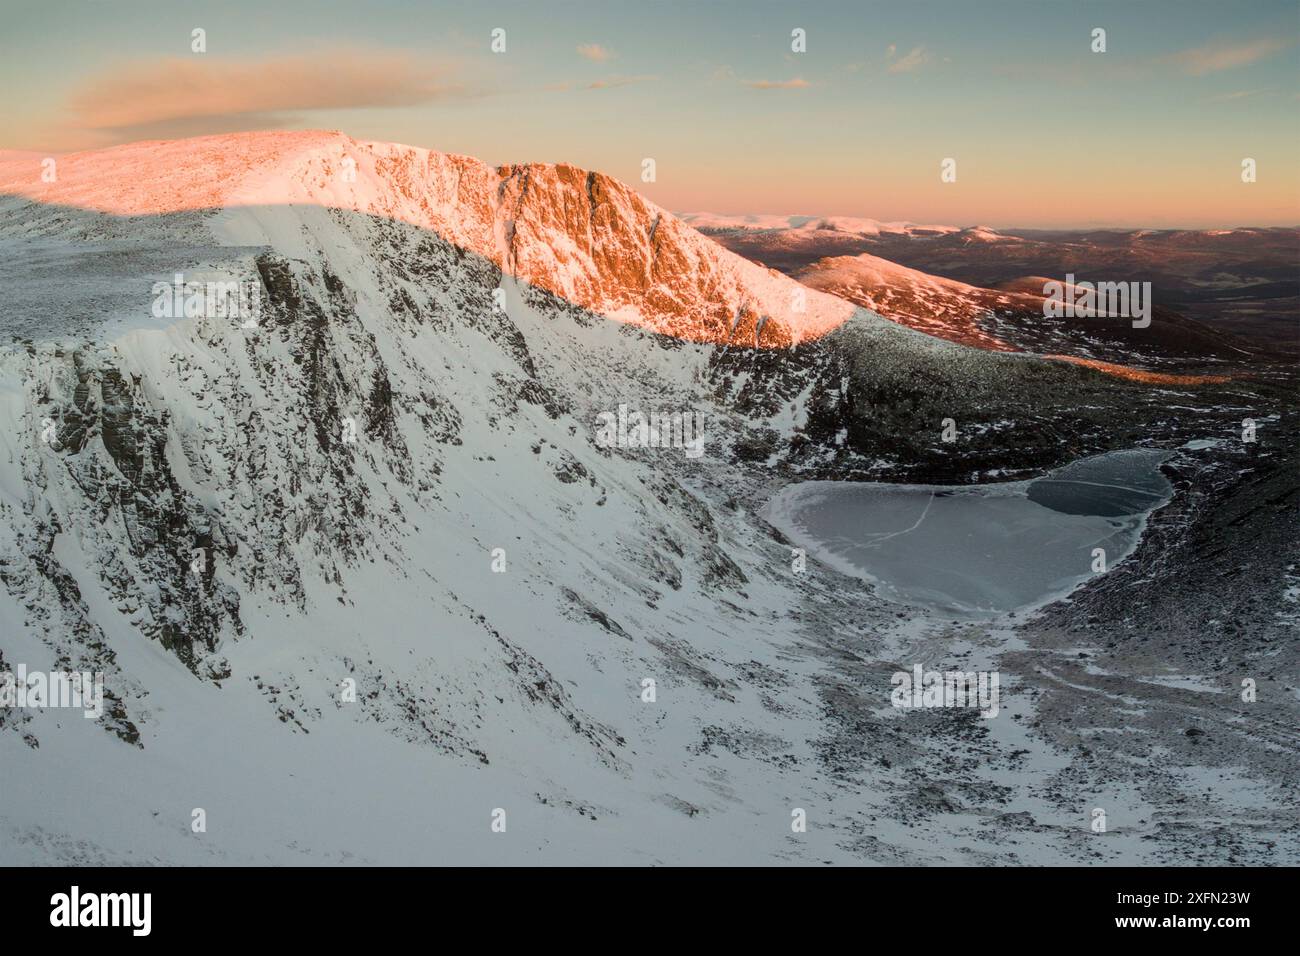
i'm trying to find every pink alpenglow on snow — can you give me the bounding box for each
[0,131,854,348]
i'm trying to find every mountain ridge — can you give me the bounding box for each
[0,129,852,348]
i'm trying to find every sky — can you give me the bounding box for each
[1,0,1297,228]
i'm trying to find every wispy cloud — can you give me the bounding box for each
[1205,87,1273,103]
[585,74,656,89]
[1161,37,1291,75]
[577,43,615,62]
[887,45,930,74]
[41,49,459,148]
[744,77,810,90]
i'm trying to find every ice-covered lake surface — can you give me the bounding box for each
[766,449,1173,618]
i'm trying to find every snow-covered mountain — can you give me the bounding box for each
[0,131,1293,865]
[795,253,1259,371]
[1,132,851,348]
[679,212,963,238]
[795,252,1023,351]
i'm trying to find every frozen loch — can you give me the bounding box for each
[766,449,1173,617]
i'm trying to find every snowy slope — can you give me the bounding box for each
[0,131,940,864]
[795,252,1028,351]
